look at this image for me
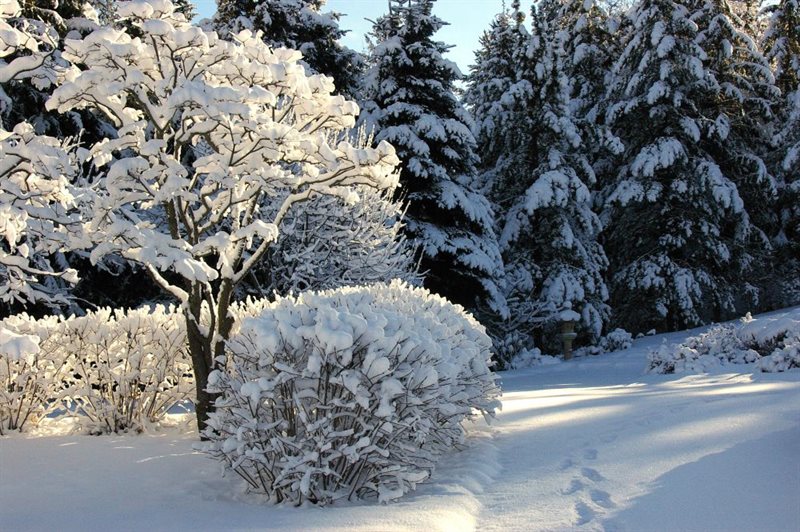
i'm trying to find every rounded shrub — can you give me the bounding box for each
[203,280,500,504]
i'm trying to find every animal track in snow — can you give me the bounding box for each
[558,444,616,527]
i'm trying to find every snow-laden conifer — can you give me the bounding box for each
[47,0,400,432]
[463,2,526,190]
[696,0,779,246]
[603,0,776,333]
[212,0,362,96]
[361,0,507,321]
[467,0,612,356]
[763,0,800,304]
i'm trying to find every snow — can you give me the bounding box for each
[2,312,799,530]
[0,328,39,361]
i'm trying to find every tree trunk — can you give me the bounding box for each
[185,281,236,438]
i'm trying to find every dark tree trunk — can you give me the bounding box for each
[185,303,215,436]
[185,280,236,438]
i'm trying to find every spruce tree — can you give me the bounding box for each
[465,0,613,356]
[212,0,362,96]
[463,2,527,190]
[362,0,508,322]
[696,0,779,260]
[763,0,800,304]
[602,0,775,333]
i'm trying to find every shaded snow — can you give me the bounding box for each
[2,313,799,531]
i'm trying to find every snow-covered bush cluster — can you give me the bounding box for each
[0,305,192,434]
[574,328,634,358]
[647,309,800,374]
[242,187,421,298]
[0,315,68,434]
[507,327,633,369]
[508,347,561,370]
[203,281,500,505]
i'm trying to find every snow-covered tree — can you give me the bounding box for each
[212,0,362,97]
[463,1,526,189]
[47,0,400,431]
[465,0,613,356]
[696,0,779,242]
[763,0,800,304]
[0,0,85,309]
[602,0,776,333]
[2,0,108,141]
[241,186,421,298]
[557,0,623,191]
[0,0,142,317]
[361,0,507,321]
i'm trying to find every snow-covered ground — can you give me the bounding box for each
[2,319,799,531]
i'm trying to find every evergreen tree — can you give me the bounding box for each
[465,0,613,357]
[763,0,800,304]
[362,0,508,323]
[506,0,613,347]
[463,1,526,190]
[603,0,775,333]
[696,0,779,260]
[212,0,362,96]
[558,0,624,192]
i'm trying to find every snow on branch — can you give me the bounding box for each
[46,0,400,301]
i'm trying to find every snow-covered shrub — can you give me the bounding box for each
[203,280,500,505]
[508,347,561,370]
[646,325,760,374]
[0,314,68,434]
[241,183,421,298]
[0,305,193,433]
[602,328,634,352]
[647,309,800,374]
[757,330,800,372]
[62,306,193,433]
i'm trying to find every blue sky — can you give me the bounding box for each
[192,0,508,75]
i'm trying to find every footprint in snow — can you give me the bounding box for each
[590,489,616,509]
[600,433,618,444]
[581,467,606,482]
[561,478,584,495]
[583,448,598,460]
[575,501,597,526]
[559,458,575,471]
